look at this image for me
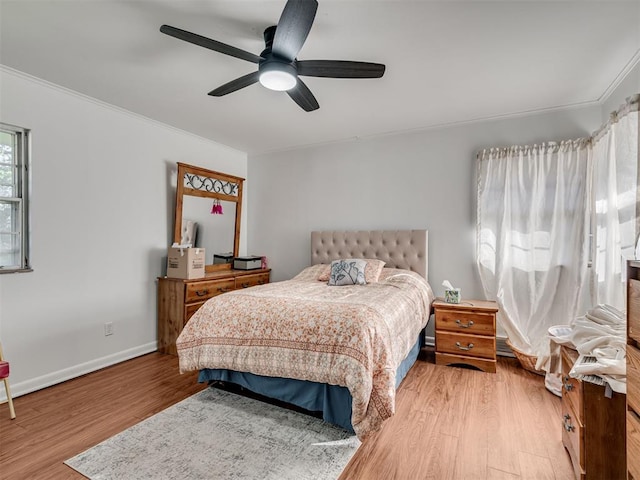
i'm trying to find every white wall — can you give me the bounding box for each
[0,68,247,398]
[248,107,602,299]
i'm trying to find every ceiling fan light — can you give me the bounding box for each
[259,70,297,91]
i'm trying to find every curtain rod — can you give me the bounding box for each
[477,93,639,157]
[591,93,639,143]
[476,138,590,160]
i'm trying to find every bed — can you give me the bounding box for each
[176,230,434,440]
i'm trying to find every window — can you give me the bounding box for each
[0,123,31,272]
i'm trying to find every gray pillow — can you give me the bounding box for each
[328,259,367,286]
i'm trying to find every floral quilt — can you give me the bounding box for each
[177,264,434,439]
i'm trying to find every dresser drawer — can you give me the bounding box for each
[629,344,640,414]
[629,279,640,344]
[235,272,270,289]
[184,301,206,324]
[561,347,583,421]
[561,373,582,423]
[435,309,495,336]
[185,279,235,303]
[435,331,495,359]
[628,408,640,480]
[562,398,585,479]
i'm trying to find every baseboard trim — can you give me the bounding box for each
[425,335,515,358]
[0,342,158,402]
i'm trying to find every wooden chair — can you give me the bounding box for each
[0,342,16,419]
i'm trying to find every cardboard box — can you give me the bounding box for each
[166,247,205,279]
[233,256,262,270]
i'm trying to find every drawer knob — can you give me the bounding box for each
[563,376,574,391]
[455,341,474,351]
[455,319,474,328]
[195,290,209,297]
[241,283,250,288]
[217,287,231,293]
[563,414,575,432]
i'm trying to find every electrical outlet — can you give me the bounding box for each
[104,322,114,336]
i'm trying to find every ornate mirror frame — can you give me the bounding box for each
[173,162,244,273]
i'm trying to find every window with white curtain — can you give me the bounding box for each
[476,141,591,360]
[476,94,639,370]
[589,101,639,308]
[0,123,31,272]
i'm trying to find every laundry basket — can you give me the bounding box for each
[506,339,545,376]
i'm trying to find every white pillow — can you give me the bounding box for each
[327,259,368,286]
[318,258,386,283]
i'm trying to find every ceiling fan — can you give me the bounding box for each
[160,0,385,112]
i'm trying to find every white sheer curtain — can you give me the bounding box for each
[591,95,639,309]
[476,140,591,359]
[476,95,639,368]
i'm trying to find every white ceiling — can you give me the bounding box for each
[1,1,639,155]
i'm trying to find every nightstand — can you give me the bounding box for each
[433,298,498,373]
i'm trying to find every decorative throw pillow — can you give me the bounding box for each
[319,259,386,283]
[363,259,386,283]
[327,259,368,286]
[317,264,332,281]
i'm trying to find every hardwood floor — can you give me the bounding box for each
[0,350,574,480]
[340,350,574,480]
[0,353,206,479]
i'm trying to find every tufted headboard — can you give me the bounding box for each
[311,230,428,280]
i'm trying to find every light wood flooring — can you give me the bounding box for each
[0,350,574,480]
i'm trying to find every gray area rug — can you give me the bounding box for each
[65,387,360,480]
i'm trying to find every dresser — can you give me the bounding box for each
[157,269,270,355]
[560,344,626,480]
[628,260,640,479]
[433,299,497,373]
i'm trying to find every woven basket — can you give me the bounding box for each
[506,339,545,376]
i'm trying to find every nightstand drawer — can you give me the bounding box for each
[435,331,495,359]
[235,272,270,289]
[435,309,495,336]
[185,279,235,303]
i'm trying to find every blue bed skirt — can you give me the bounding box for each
[198,331,425,432]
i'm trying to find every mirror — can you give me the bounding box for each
[173,163,244,273]
[181,196,236,256]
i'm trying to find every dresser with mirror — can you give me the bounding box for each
[157,162,270,355]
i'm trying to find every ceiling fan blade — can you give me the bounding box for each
[272,0,318,61]
[208,71,261,96]
[297,60,386,78]
[287,78,319,112]
[160,25,262,64]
